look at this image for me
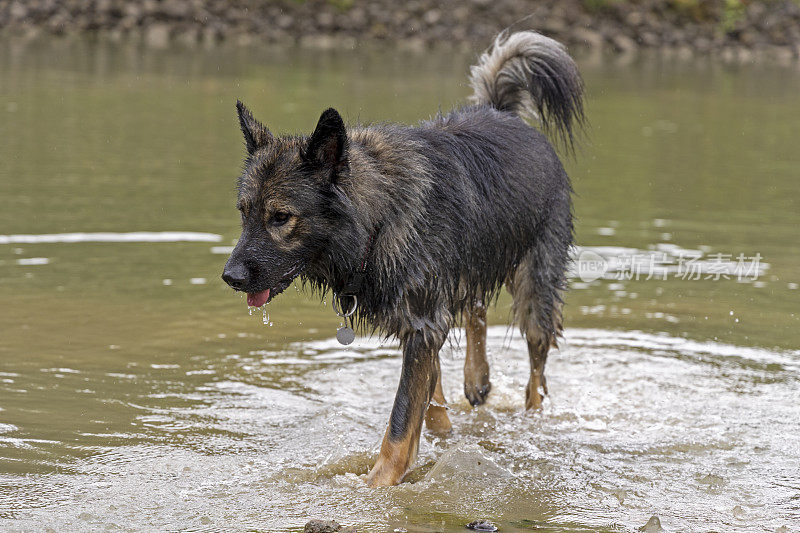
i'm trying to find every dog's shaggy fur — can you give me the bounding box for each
[222,31,585,486]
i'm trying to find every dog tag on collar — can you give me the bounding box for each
[336,326,355,345]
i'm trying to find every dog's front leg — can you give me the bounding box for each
[366,330,444,487]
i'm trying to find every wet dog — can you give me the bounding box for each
[222,31,585,486]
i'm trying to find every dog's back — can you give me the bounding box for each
[415,106,572,308]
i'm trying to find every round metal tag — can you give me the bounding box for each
[336,326,355,345]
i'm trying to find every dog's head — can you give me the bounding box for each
[222,101,348,306]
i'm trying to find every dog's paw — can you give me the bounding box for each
[464,380,492,407]
[525,372,548,410]
[425,404,453,435]
[365,457,406,487]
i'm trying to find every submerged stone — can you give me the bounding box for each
[466,519,498,531]
[304,519,356,533]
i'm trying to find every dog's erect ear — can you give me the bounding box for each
[236,100,273,155]
[304,108,347,177]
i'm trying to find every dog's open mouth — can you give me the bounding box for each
[245,263,303,308]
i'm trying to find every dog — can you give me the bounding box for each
[222,31,585,486]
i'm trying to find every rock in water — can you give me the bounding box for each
[466,519,498,531]
[304,520,352,533]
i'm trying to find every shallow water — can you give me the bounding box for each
[1,39,799,532]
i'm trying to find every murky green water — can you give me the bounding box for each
[1,38,799,532]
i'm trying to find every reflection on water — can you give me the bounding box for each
[0,231,222,244]
[0,38,799,531]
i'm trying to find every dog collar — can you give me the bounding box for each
[332,225,380,345]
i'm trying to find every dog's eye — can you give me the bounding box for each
[271,211,291,227]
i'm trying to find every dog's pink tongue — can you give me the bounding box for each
[247,289,270,308]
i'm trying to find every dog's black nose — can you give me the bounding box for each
[222,263,248,290]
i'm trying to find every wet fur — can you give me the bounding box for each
[223,31,585,486]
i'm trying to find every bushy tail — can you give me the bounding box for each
[469,30,585,151]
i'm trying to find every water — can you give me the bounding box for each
[1,38,799,532]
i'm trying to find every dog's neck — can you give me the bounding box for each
[306,125,435,317]
[303,214,381,303]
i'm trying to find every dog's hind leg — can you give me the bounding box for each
[464,300,491,406]
[509,248,565,410]
[523,323,557,410]
[424,356,452,435]
[366,323,447,487]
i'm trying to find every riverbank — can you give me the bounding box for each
[2,0,800,60]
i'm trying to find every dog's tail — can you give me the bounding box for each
[469,30,585,151]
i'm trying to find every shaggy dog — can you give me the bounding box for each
[222,31,585,486]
